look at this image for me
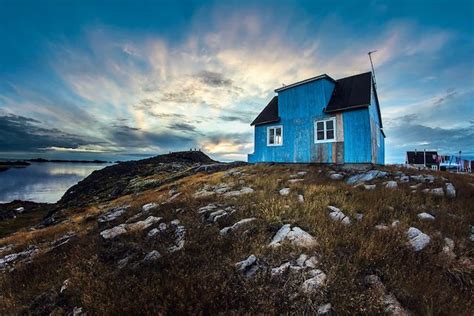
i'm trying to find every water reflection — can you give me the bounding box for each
[0,162,110,203]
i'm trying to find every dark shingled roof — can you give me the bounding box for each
[250,96,279,126]
[325,72,372,113]
[406,151,438,165]
[250,72,384,130]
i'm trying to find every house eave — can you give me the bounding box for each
[324,103,369,113]
[250,118,281,126]
[274,74,336,93]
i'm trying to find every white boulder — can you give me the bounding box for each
[330,173,344,180]
[417,212,435,221]
[385,181,398,189]
[279,188,291,196]
[220,218,256,236]
[407,227,431,251]
[301,269,327,293]
[445,183,456,198]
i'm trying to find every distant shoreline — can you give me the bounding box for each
[0,158,110,172]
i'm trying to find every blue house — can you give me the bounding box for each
[248,72,385,164]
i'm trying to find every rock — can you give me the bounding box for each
[168,225,186,253]
[375,224,389,231]
[144,250,161,262]
[328,206,351,225]
[209,209,226,222]
[407,227,430,251]
[198,203,218,214]
[409,183,422,190]
[193,189,215,198]
[15,206,25,213]
[304,256,319,268]
[346,170,388,185]
[442,237,455,259]
[470,225,474,242]
[147,228,160,237]
[235,255,259,277]
[128,216,162,231]
[100,224,128,239]
[220,218,256,236]
[279,188,291,196]
[391,220,400,227]
[383,293,409,316]
[97,206,128,225]
[364,184,376,190]
[269,224,317,248]
[159,222,168,231]
[385,181,398,189]
[445,183,456,198]
[269,224,292,246]
[399,176,410,183]
[355,213,364,221]
[271,262,291,277]
[417,212,435,221]
[429,188,444,196]
[297,171,307,176]
[214,183,231,194]
[0,246,38,270]
[288,179,304,184]
[223,187,254,197]
[297,194,305,203]
[301,269,327,293]
[142,202,158,213]
[60,279,70,294]
[317,303,332,315]
[296,254,308,266]
[286,227,318,248]
[100,216,162,239]
[72,306,85,316]
[330,173,344,180]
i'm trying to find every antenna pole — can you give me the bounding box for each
[368,50,377,88]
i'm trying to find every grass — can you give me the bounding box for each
[0,164,473,314]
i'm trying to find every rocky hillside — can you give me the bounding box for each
[0,151,473,315]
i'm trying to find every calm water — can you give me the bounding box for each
[0,162,110,203]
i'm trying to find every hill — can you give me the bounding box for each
[0,151,473,314]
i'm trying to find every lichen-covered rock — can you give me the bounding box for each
[445,183,456,198]
[97,206,129,225]
[346,170,388,185]
[220,218,256,236]
[142,202,158,213]
[271,262,291,277]
[269,224,317,248]
[417,212,435,221]
[385,181,398,189]
[235,255,259,277]
[301,269,327,293]
[330,173,344,180]
[100,216,162,239]
[407,227,430,251]
[327,206,351,225]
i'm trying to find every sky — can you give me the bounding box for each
[0,0,473,163]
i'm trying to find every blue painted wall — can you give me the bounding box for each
[368,85,385,164]
[248,77,385,165]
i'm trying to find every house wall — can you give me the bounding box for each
[368,85,385,164]
[248,78,336,163]
[342,108,372,163]
[248,78,385,165]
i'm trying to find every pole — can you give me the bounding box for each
[368,50,377,88]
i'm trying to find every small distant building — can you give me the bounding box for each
[247,72,385,164]
[405,150,438,169]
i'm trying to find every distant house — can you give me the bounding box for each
[406,150,438,169]
[248,72,385,164]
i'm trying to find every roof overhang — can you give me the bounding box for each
[274,74,336,93]
[324,103,369,113]
[251,118,281,126]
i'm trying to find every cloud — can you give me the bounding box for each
[0,114,101,152]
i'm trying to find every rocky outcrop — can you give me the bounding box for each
[269,224,318,248]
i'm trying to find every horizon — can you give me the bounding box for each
[1,0,473,163]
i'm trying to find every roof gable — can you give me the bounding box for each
[274,74,335,92]
[250,96,279,126]
[325,72,372,113]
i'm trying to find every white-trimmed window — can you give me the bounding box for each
[267,125,283,146]
[314,117,336,143]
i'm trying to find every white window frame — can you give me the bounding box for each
[267,125,283,146]
[314,117,336,143]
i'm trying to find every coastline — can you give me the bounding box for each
[0,158,109,172]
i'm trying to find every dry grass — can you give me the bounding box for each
[0,164,473,314]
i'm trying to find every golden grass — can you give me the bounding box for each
[0,164,473,314]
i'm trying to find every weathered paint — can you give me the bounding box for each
[248,76,385,165]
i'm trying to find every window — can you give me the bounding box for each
[267,125,283,146]
[314,118,336,143]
